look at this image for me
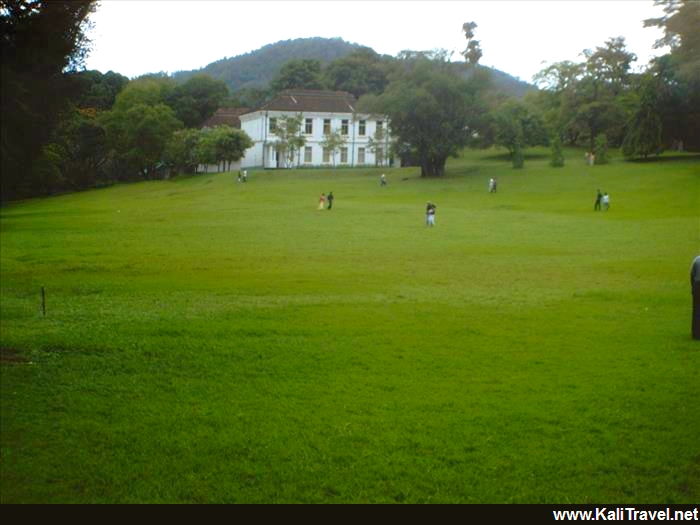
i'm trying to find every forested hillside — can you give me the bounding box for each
[173,37,535,97]
[173,37,364,91]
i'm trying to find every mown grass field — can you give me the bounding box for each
[1,148,698,503]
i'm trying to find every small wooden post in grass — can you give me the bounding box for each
[41,286,46,317]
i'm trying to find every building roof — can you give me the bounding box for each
[201,107,250,129]
[247,90,358,114]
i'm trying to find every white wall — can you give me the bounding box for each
[239,111,393,169]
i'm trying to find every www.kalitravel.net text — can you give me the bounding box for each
[553,508,699,521]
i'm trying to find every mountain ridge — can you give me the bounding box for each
[172,37,535,98]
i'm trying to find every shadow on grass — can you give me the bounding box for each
[478,152,550,162]
[625,154,700,163]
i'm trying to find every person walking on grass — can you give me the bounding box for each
[691,255,700,339]
[594,189,602,211]
[426,202,436,227]
[380,174,387,186]
[602,192,610,211]
[488,178,495,193]
[318,193,326,210]
[327,192,334,210]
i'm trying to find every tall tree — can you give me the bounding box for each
[323,48,389,97]
[621,74,664,159]
[164,128,202,174]
[1,0,97,199]
[533,37,637,150]
[462,21,483,66]
[361,56,488,177]
[644,0,700,150]
[102,103,183,179]
[492,99,548,168]
[270,59,324,93]
[71,70,129,111]
[167,74,229,128]
[48,107,110,189]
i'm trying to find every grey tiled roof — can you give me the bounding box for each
[201,107,250,129]
[250,90,358,114]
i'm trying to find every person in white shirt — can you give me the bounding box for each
[426,202,436,227]
[602,192,610,211]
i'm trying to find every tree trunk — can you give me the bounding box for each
[420,155,446,177]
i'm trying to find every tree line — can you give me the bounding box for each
[2,0,697,200]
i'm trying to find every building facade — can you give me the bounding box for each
[239,90,393,169]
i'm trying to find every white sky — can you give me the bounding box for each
[84,0,669,84]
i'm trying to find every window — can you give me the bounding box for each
[304,146,312,163]
[358,147,365,164]
[376,120,383,130]
[323,147,331,163]
[376,147,383,164]
[323,119,331,135]
[269,117,277,133]
[340,147,348,163]
[305,118,313,135]
[341,119,349,135]
[359,120,366,136]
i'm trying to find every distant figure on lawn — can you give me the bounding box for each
[380,174,387,186]
[493,177,498,193]
[318,193,326,210]
[585,152,595,166]
[242,170,248,182]
[594,189,603,211]
[237,170,242,183]
[602,192,610,211]
[691,256,700,339]
[327,192,334,210]
[488,178,495,193]
[426,202,436,227]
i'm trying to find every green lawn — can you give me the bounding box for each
[1,148,698,503]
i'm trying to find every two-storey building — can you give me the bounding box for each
[239,89,392,169]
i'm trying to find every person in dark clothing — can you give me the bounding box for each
[327,192,334,210]
[594,189,602,211]
[692,256,700,339]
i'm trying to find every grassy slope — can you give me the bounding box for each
[1,148,698,503]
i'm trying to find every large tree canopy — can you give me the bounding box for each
[1,0,97,199]
[270,59,324,93]
[360,57,489,177]
[70,70,130,110]
[492,99,548,167]
[166,74,229,128]
[644,0,700,150]
[323,48,389,98]
[532,37,638,150]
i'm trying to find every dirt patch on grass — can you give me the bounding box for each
[0,348,29,364]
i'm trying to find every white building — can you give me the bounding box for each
[239,89,393,169]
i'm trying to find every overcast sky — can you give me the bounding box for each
[84,0,669,84]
